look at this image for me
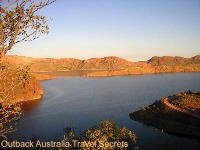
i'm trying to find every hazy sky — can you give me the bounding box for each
[10,0,200,61]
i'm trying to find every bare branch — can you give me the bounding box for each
[0,0,55,59]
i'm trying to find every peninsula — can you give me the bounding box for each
[130,91,200,139]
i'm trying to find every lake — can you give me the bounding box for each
[9,73,200,149]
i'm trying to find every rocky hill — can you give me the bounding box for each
[5,55,200,77]
[147,55,200,73]
[147,55,200,65]
[5,56,134,71]
[130,91,200,139]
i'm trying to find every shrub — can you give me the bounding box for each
[0,62,30,139]
[62,120,136,150]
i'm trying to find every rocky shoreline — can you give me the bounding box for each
[14,86,43,103]
[11,77,44,104]
[129,92,200,139]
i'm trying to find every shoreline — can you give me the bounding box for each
[33,70,200,80]
[11,81,44,104]
[129,92,200,139]
[15,90,43,103]
[18,72,200,104]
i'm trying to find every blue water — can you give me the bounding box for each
[10,73,200,149]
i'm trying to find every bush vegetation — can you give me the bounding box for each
[62,120,136,150]
[0,62,30,139]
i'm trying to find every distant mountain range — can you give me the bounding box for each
[5,55,200,77]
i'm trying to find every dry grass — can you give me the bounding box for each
[170,92,200,114]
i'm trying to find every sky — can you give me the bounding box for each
[10,0,200,61]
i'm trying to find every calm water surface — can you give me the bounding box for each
[10,73,200,150]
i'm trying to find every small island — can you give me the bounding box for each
[129,91,200,139]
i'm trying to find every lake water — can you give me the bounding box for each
[9,73,200,149]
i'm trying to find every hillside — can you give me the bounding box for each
[0,62,43,103]
[5,55,200,77]
[5,56,134,71]
[147,55,200,73]
[130,91,200,139]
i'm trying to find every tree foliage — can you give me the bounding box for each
[0,0,55,58]
[62,120,137,150]
[0,0,54,139]
[0,62,31,139]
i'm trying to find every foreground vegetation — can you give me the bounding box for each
[0,0,54,139]
[0,62,28,138]
[0,62,43,139]
[61,120,136,150]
